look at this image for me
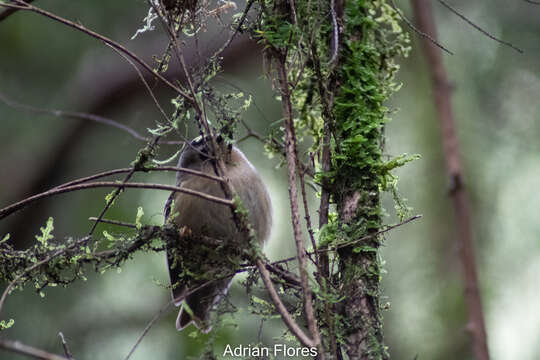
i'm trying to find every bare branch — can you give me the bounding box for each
[0,0,35,22]
[55,166,223,190]
[0,338,70,360]
[0,91,150,142]
[0,181,233,221]
[0,0,194,102]
[411,1,490,359]
[57,333,73,360]
[105,43,172,123]
[124,301,173,360]
[88,217,137,229]
[275,54,322,354]
[256,259,315,348]
[437,0,523,53]
[391,0,454,55]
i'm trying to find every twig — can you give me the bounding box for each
[271,215,423,266]
[0,91,145,142]
[275,54,322,355]
[124,301,173,360]
[0,0,193,102]
[211,0,256,60]
[0,0,35,22]
[0,91,184,145]
[390,0,454,55]
[256,259,315,348]
[88,217,137,229]
[54,166,223,190]
[0,338,70,360]
[329,0,339,65]
[437,0,523,53]
[104,44,171,123]
[57,333,73,360]
[411,1,490,359]
[0,181,233,221]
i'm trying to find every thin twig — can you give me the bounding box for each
[390,0,454,55]
[1,0,193,102]
[0,91,184,145]
[211,0,256,60]
[329,0,339,65]
[256,259,315,348]
[0,0,35,22]
[437,0,523,53]
[0,181,233,221]
[88,217,137,229]
[104,44,172,123]
[0,91,144,141]
[54,166,223,190]
[275,54,322,354]
[57,333,73,360]
[271,215,423,266]
[124,301,173,360]
[0,338,70,360]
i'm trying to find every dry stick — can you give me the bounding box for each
[0,92,184,145]
[390,0,454,55]
[124,301,174,360]
[256,259,315,348]
[54,166,223,189]
[0,181,233,221]
[437,0,523,54]
[105,44,172,124]
[1,0,193,103]
[0,236,90,316]
[0,0,35,21]
[411,1,490,360]
[276,55,322,355]
[0,91,144,142]
[272,215,422,267]
[57,333,73,360]
[211,0,256,60]
[88,217,137,229]
[298,167,320,277]
[0,338,70,360]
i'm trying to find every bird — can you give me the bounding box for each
[164,136,272,332]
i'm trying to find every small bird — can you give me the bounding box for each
[164,137,272,332]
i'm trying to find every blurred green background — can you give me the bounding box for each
[1,1,539,359]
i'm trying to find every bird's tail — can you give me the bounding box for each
[175,277,233,333]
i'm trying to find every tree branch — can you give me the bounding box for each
[57,333,73,360]
[0,338,70,360]
[0,0,193,102]
[0,181,233,221]
[256,259,315,348]
[437,0,523,53]
[275,54,322,355]
[411,1,490,359]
